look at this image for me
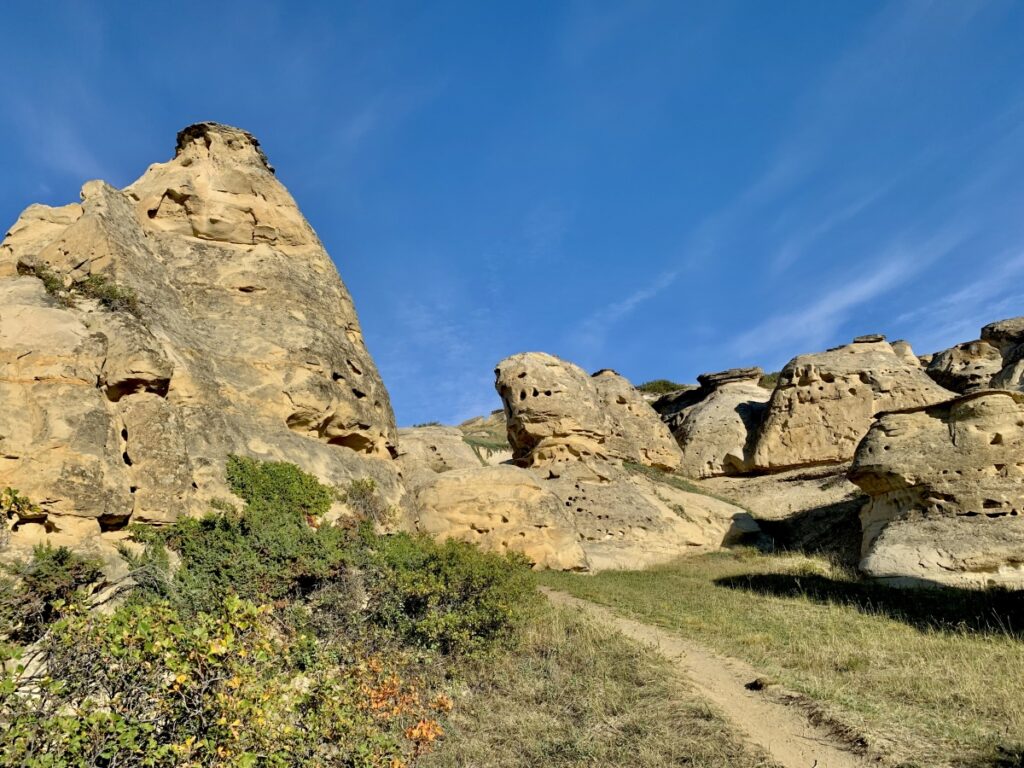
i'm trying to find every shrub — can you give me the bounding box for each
[0,544,103,643]
[344,477,396,527]
[362,532,538,656]
[636,378,688,394]
[758,371,780,390]
[16,263,68,304]
[76,274,140,314]
[0,596,442,768]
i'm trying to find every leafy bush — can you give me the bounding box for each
[0,596,444,768]
[345,477,395,527]
[363,533,538,655]
[16,263,69,304]
[758,371,780,390]
[636,378,688,394]
[0,544,102,643]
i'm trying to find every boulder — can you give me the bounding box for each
[850,390,1024,588]
[926,340,1003,393]
[890,339,920,367]
[494,353,682,471]
[396,425,484,491]
[670,368,770,478]
[0,123,401,550]
[409,465,588,571]
[749,336,953,472]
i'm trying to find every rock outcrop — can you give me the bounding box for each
[924,316,1024,393]
[749,336,953,472]
[494,353,682,471]
[850,390,1024,588]
[0,123,401,555]
[409,465,588,571]
[665,368,770,479]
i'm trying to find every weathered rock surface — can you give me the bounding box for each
[850,390,1024,588]
[495,353,682,471]
[925,340,1003,393]
[924,316,1024,393]
[750,337,954,472]
[669,368,770,479]
[408,465,588,571]
[0,123,401,551]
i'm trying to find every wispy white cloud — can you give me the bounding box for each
[571,268,679,355]
[729,226,970,361]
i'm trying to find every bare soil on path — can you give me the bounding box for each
[543,588,876,768]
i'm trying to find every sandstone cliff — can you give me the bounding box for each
[0,123,401,561]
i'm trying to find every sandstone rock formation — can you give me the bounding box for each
[665,368,770,479]
[925,340,1004,393]
[749,336,953,472]
[495,353,682,471]
[409,465,588,571]
[850,389,1024,588]
[924,316,1024,393]
[0,123,401,555]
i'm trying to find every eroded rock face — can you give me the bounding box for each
[925,340,1003,393]
[669,368,770,479]
[850,390,1024,588]
[409,465,588,571]
[750,337,953,472]
[494,353,682,471]
[0,123,400,547]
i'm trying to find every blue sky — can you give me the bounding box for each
[3,2,1024,425]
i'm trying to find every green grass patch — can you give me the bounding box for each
[539,550,1024,767]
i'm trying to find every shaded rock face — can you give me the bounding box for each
[494,352,682,471]
[750,337,953,473]
[0,123,400,548]
[666,368,770,479]
[850,390,1024,588]
[924,316,1024,393]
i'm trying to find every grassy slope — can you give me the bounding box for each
[425,602,775,768]
[539,550,1024,768]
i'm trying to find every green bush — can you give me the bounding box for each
[0,544,103,643]
[0,596,442,768]
[16,264,68,304]
[758,371,780,390]
[636,378,688,394]
[363,532,538,655]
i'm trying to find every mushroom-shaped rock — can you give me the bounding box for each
[410,465,589,571]
[749,337,954,472]
[494,352,682,471]
[926,340,1003,393]
[672,368,770,479]
[0,123,401,548]
[850,390,1024,589]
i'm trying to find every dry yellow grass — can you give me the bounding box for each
[423,602,775,768]
[539,549,1024,768]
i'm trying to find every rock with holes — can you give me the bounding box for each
[396,425,484,491]
[925,340,1004,393]
[542,462,759,570]
[0,123,401,550]
[850,389,1024,588]
[666,368,771,479]
[749,336,954,473]
[410,465,589,570]
[494,352,682,471]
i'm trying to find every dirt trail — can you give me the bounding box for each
[544,589,873,768]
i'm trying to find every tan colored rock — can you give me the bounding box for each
[925,340,1002,393]
[396,425,484,492]
[671,368,770,479]
[543,463,758,570]
[750,337,954,472]
[494,353,682,471]
[850,390,1024,588]
[890,339,920,367]
[410,465,588,571]
[0,123,402,540]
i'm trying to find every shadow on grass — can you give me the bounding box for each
[755,497,864,568]
[714,571,1024,638]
